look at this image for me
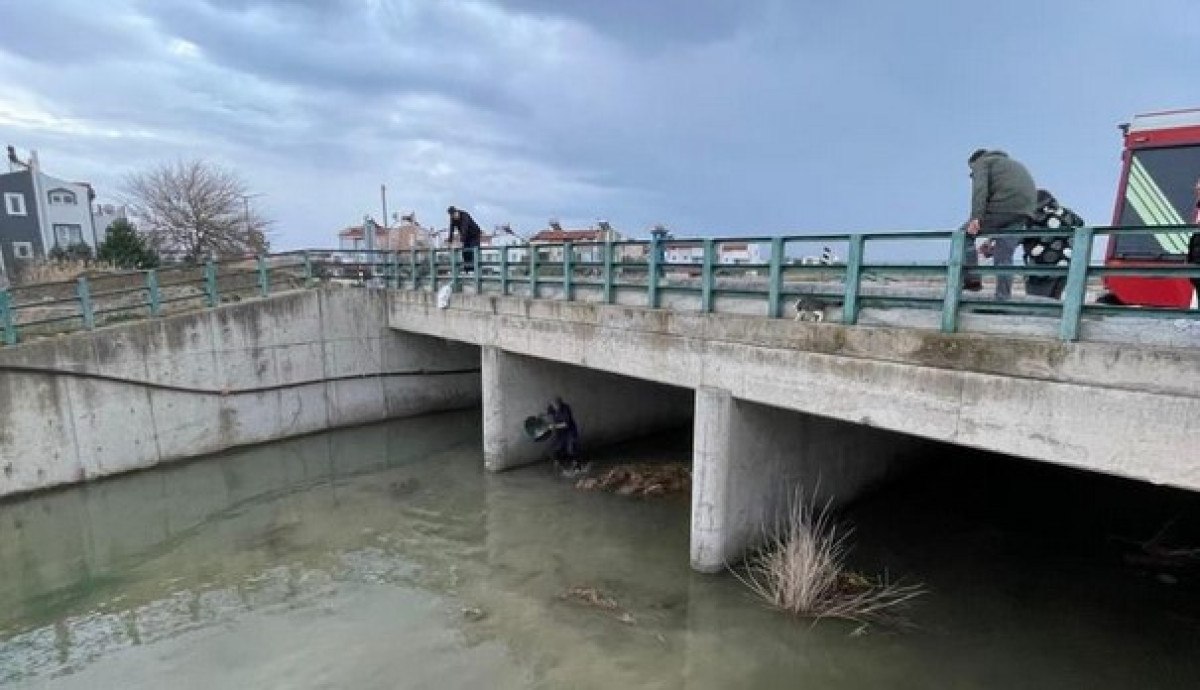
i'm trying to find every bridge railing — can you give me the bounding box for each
[373,226,1199,342]
[0,253,315,346]
[0,226,1195,346]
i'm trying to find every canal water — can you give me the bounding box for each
[1,409,1198,689]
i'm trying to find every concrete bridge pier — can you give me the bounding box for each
[481,346,692,472]
[690,387,919,573]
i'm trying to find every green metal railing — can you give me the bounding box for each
[375,226,1199,343]
[0,253,312,346]
[0,226,1196,347]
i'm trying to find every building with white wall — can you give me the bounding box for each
[1,148,110,280]
[92,203,129,239]
[39,173,97,250]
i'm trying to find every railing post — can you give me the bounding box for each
[500,246,510,296]
[1059,226,1095,342]
[0,290,16,346]
[429,249,438,293]
[562,242,573,301]
[302,251,314,288]
[701,238,715,313]
[647,237,660,309]
[204,259,218,307]
[146,269,161,317]
[941,230,967,333]
[257,255,269,297]
[603,241,615,304]
[450,248,461,292]
[473,248,482,294]
[767,236,784,318]
[529,246,539,298]
[409,249,418,290]
[842,234,865,325]
[76,276,95,330]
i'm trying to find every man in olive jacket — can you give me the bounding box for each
[964,149,1037,299]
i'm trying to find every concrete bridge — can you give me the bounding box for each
[2,233,1198,573]
[388,289,1200,572]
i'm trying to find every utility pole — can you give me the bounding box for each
[240,193,263,251]
[380,184,388,239]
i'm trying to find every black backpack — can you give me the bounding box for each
[1025,190,1083,266]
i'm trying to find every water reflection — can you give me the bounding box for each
[0,412,489,686]
[1,410,1198,689]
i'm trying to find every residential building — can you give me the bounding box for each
[93,203,129,238]
[0,167,41,277]
[529,220,621,264]
[481,225,528,263]
[664,242,704,264]
[338,223,388,252]
[1,148,103,280]
[717,242,766,265]
[42,175,96,250]
[337,215,432,254]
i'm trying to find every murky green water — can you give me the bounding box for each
[2,410,1197,689]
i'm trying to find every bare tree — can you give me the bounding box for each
[124,159,270,261]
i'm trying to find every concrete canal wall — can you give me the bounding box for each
[0,289,481,499]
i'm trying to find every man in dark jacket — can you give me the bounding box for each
[964,149,1038,299]
[547,397,582,473]
[447,206,482,272]
[1024,189,1084,299]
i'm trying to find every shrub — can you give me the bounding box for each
[48,242,94,263]
[735,489,924,627]
[98,219,159,269]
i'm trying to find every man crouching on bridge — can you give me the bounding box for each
[964,149,1037,300]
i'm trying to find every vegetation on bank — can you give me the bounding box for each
[735,490,924,627]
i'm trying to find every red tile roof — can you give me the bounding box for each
[530,229,606,243]
[338,225,387,239]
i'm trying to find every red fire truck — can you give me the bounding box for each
[1102,108,1200,308]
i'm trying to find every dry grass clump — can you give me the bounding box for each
[735,490,924,627]
[14,260,119,286]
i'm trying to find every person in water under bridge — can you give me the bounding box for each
[547,397,583,475]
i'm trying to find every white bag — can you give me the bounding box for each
[436,284,453,310]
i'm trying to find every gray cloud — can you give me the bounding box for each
[1,0,1197,249]
[491,0,761,49]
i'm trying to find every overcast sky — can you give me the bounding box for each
[1,0,1197,249]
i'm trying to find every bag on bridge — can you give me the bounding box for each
[1023,190,1083,299]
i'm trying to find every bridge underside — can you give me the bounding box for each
[690,388,920,571]
[481,347,692,472]
[479,348,921,571]
[389,290,1200,570]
